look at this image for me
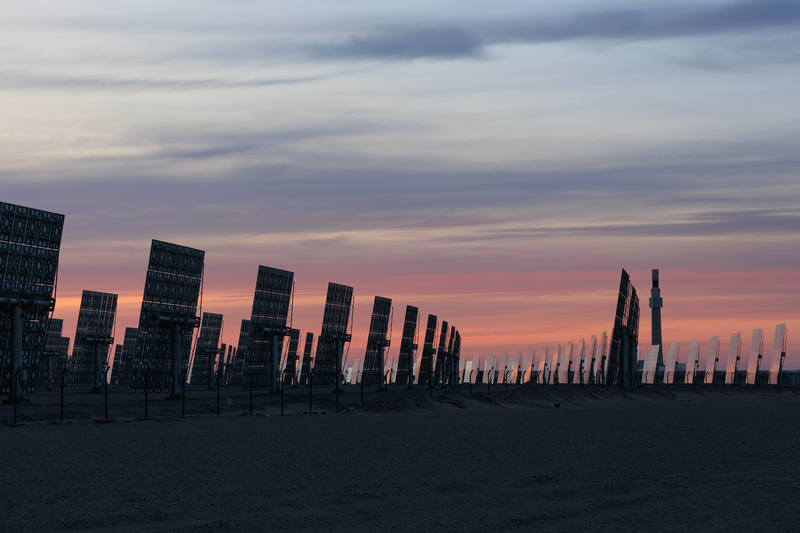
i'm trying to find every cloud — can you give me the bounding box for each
[313,26,483,60]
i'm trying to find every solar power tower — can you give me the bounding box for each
[230,319,250,386]
[395,305,419,387]
[607,269,640,389]
[67,290,118,391]
[190,312,223,388]
[283,329,300,386]
[241,266,293,393]
[417,314,438,386]
[299,332,314,386]
[113,327,137,387]
[128,240,204,397]
[314,283,353,390]
[0,202,64,399]
[362,296,392,389]
[38,318,63,390]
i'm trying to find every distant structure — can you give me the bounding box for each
[649,269,664,365]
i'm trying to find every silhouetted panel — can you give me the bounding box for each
[685,340,699,384]
[663,342,679,384]
[68,290,118,386]
[725,333,741,384]
[113,327,137,386]
[395,305,418,386]
[362,296,392,386]
[417,315,438,386]
[768,324,787,385]
[283,328,300,385]
[0,202,65,394]
[38,318,63,387]
[190,312,223,387]
[607,269,640,387]
[704,336,720,384]
[433,320,449,385]
[313,283,353,387]
[745,329,763,385]
[229,319,250,387]
[299,332,314,386]
[128,240,203,394]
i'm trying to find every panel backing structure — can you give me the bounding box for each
[113,327,137,387]
[704,336,720,384]
[607,269,640,388]
[67,290,118,387]
[0,202,64,395]
[240,266,294,390]
[417,314,438,386]
[433,321,449,385]
[745,329,763,385]
[725,332,741,385]
[283,328,300,386]
[229,319,250,387]
[362,296,392,386]
[591,332,607,385]
[395,305,419,386]
[38,318,63,387]
[190,312,223,387]
[299,332,314,386]
[313,283,353,387]
[685,340,700,385]
[128,240,204,394]
[642,345,659,384]
[768,324,787,385]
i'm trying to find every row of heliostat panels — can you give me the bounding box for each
[642,325,788,385]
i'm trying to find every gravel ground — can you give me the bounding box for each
[2,384,799,532]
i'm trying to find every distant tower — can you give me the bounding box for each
[649,269,664,365]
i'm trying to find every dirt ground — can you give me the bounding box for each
[2,383,799,532]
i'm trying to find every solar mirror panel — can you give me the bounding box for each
[607,269,640,387]
[110,345,123,384]
[114,327,137,387]
[313,283,353,387]
[229,319,251,386]
[725,333,741,384]
[592,332,606,384]
[38,318,63,387]
[704,335,720,384]
[642,345,659,384]
[395,305,418,385]
[663,342,679,384]
[283,328,301,385]
[190,312,223,387]
[68,290,118,386]
[362,296,392,385]
[745,329,763,385]
[299,332,314,385]
[128,240,204,394]
[417,314,437,386]
[433,320,448,385]
[0,202,65,394]
[768,324,787,385]
[685,340,699,384]
[556,347,567,384]
[541,346,550,383]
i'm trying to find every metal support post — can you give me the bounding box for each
[60,367,66,422]
[309,372,313,413]
[10,304,22,401]
[216,371,221,416]
[249,369,254,416]
[170,322,182,397]
[104,368,109,421]
[144,370,149,420]
[280,370,285,415]
[270,334,280,395]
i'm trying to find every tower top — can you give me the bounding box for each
[652,269,659,281]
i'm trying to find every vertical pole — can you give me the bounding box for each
[270,333,279,394]
[378,343,386,391]
[181,371,186,418]
[10,304,22,400]
[281,373,284,415]
[171,322,182,397]
[335,339,343,394]
[60,367,65,422]
[144,370,149,420]
[104,368,109,421]
[216,371,220,416]
[249,369,254,416]
[309,372,313,413]
[13,368,19,425]
[469,370,473,395]
[94,342,103,391]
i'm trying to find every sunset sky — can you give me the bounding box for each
[3,1,798,369]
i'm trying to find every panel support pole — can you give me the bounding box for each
[335,339,344,393]
[10,304,22,400]
[170,322,182,397]
[94,342,104,391]
[270,333,280,395]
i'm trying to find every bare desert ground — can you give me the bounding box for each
[2,383,799,532]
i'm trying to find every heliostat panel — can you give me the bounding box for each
[395,305,418,386]
[68,290,118,387]
[190,312,223,387]
[128,240,203,394]
[313,283,353,387]
[362,296,392,386]
[0,202,64,394]
[417,314,438,386]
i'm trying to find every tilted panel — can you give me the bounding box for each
[432,320,449,385]
[242,266,293,390]
[395,305,418,385]
[114,327,137,387]
[607,269,640,387]
[593,332,607,384]
[229,319,250,387]
[283,329,300,385]
[768,324,787,385]
[190,312,223,387]
[724,333,741,384]
[663,342,679,384]
[37,318,63,387]
[642,345,658,384]
[745,329,763,385]
[685,340,699,384]
[0,202,64,394]
[128,240,203,394]
[299,332,314,386]
[704,336,720,384]
[481,353,493,384]
[540,346,550,384]
[313,283,353,387]
[362,296,393,385]
[68,290,118,386]
[416,315,438,386]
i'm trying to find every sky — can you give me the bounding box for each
[2,0,798,369]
